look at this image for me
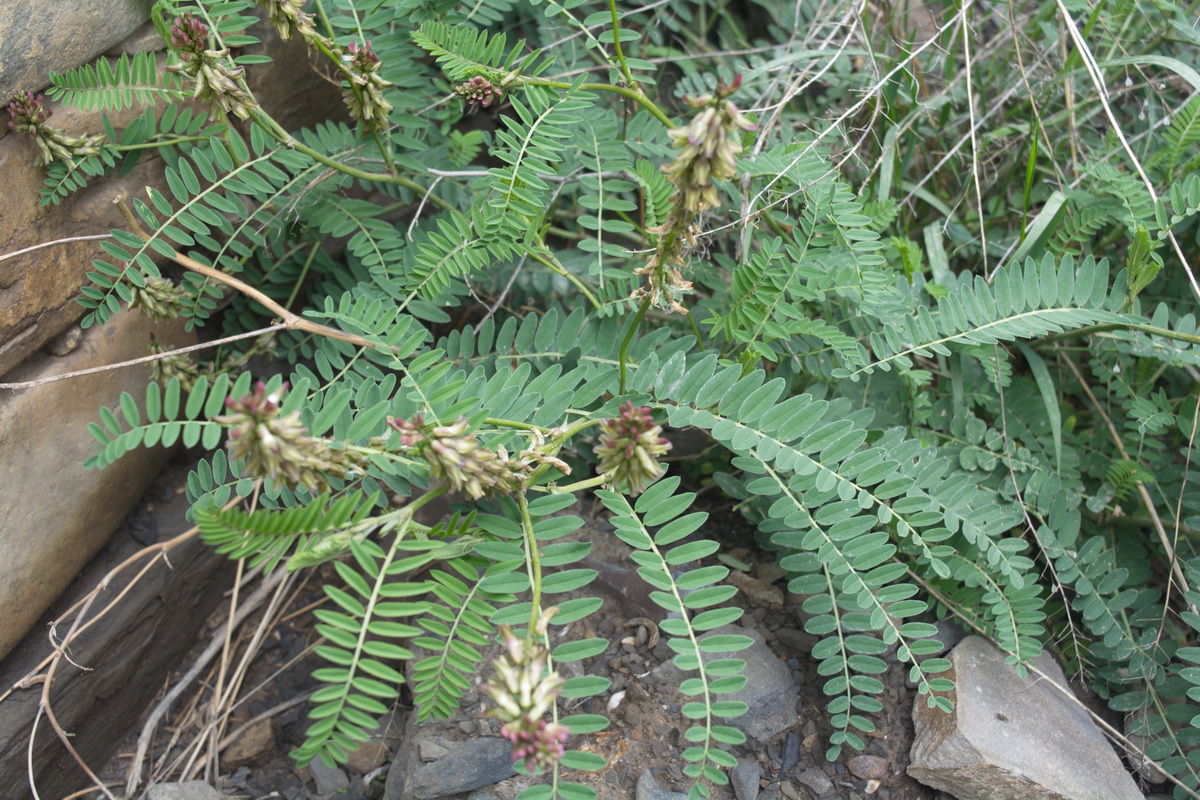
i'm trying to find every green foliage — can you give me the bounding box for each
[47,51,188,111]
[40,0,1200,795]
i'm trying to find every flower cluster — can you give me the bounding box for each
[594,402,671,495]
[6,92,104,167]
[484,610,569,773]
[387,415,523,500]
[167,14,254,120]
[455,76,503,108]
[633,75,755,314]
[149,340,201,390]
[663,75,757,215]
[342,40,393,132]
[216,382,365,493]
[130,275,190,321]
[253,0,317,42]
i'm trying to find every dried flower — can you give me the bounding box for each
[216,381,365,493]
[484,609,569,773]
[342,40,393,132]
[455,76,503,108]
[130,275,190,321]
[6,92,105,167]
[594,402,671,495]
[166,14,255,120]
[387,415,523,500]
[252,0,317,42]
[149,340,201,390]
[633,75,755,314]
[663,74,757,216]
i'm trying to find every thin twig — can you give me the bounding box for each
[1060,354,1198,617]
[1054,0,1200,303]
[125,566,289,796]
[113,197,388,353]
[0,234,113,263]
[0,325,286,392]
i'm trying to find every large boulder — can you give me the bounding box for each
[908,636,1142,800]
[0,309,193,660]
[0,0,150,101]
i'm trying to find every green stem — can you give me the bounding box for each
[114,135,209,152]
[518,494,543,633]
[608,0,639,90]
[686,309,703,344]
[283,239,322,311]
[249,111,453,211]
[523,78,673,129]
[546,473,611,494]
[619,295,651,394]
[1041,322,1200,347]
[531,250,602,310]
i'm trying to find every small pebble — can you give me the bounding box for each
[795,768,834,797]
[731,761,760,800]
[846,755,887,781]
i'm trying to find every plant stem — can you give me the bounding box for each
[248,111,452,211]
[619,295,651,394]
[114,135,209,152]
[283,239,322,311]
[546,473,611,494]
[531,250,602,310]
[608,0,639,90]
[522,78,673,129]
[518,494,543,633]
[1041,322,1200,347]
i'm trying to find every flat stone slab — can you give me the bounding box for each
[908,636,1142,800]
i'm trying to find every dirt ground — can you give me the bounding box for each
[99,480,959,800]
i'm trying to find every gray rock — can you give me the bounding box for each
[731,761,761,800]
[795,768,834,797]
[635,768,690,800]
[655,625,799,743]
[146,781,224,800]
[908,636,1142,800]
[311,757,350,795]
[780,731,800,776]
[385,737,516,800]
[0,1,149,100]
[0,308,194,659]
[466,792,502,800]
[0,479,233,800]
[846,754,887,781]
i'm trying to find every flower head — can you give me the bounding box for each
[455,76,503,108]
[216,382,365,493]
[662,74,757,216]
[342,40,393,132]
[7,93,51,132]
[7,92,105,167]
[130,275,189,321]
[387,415,524,500]
[632,75,754,314]
[484,609,569,773]
[594,402,671,495]
[253,0,317,42]
[166,14,254,120]
[149,340,201,390]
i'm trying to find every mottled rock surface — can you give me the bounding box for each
[0,309,193,659]
[0,467,232,800]
[385,734,518,800]
[908,636,1141,800]
[0,0,150,101]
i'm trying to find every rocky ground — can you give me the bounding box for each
[96,465,1165,800]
